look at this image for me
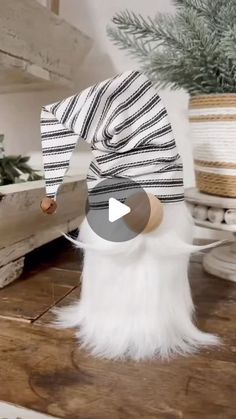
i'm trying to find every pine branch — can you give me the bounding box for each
[112,10,190,52]
[108,1,236,94]
[107,26,151,60]
[0,142,42,185]
[221,25,236,61]
[174,0,224,17]
[112,11,162,42]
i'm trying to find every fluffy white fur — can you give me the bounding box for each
[56,202,219,360]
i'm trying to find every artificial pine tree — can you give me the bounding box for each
[0,135,42,186]
[107,0,236,95]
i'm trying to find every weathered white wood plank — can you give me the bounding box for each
[0,0,92,92]
[0,175,86,286]
[0,176,87,249]
[0,216,82,267]
[0,240,34,268]
[0,257,24,288]
[0,176,86,286]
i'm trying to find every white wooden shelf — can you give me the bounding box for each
[0,0,92,93]
[0,175,87,287]
[185,187,236,210]
[193,219,236,232]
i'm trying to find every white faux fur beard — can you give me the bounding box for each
[56,202,219,360]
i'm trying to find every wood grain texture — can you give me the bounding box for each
[0,0,91,92]
[0,239,235,418]
[0,177,87,250]
[185,187,236,210]
[35,285,81,326]
[203,243,236,282]
[0,318,236,419]
[0,177,86,288]
[0,267,80,321]
[0,256,24,288]
[49,0,60,14]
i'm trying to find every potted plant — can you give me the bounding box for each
[108,0,236,198]
[0,134,42,185]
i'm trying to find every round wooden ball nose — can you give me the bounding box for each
[143,193,164,233]
[40,197,57,214]
[124,192,164,234]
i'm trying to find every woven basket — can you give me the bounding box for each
[189,94,236,198]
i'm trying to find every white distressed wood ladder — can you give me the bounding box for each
[0,177,87,288]
[0,0,92,93]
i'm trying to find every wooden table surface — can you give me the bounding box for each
[0,237,235,419]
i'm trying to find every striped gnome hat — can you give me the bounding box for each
[40,70,184,211]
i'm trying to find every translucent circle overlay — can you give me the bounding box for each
[85,178,151,242]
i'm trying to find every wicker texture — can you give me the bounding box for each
[195,171,236,198]
[189,94,236,198]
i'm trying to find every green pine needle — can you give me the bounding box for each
[107,0,236,94]
[0,136,43,186]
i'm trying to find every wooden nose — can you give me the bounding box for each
[143,193,164,233]
[124,192,164,234]
[40,197,57,214]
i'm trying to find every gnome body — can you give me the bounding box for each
[40,71,218,360]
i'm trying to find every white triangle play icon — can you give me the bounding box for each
[108,197,131,222]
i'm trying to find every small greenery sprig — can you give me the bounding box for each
[0,134,42,186]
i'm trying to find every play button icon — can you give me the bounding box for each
[108,198,131,222]
[85,177,151,242]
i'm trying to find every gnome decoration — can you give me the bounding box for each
[40,70,218,360]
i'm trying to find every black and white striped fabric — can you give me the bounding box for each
[40,70,184,203]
